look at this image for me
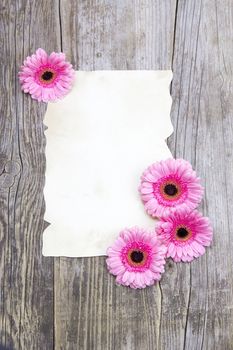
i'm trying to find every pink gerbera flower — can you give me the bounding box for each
[139,158,204,218]
[106,227,167,289]
[156,210,213,262]
[19,48,75,102]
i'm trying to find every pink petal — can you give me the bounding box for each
[167,242,175,257]
[122,271,131,284]
[176,246,183,258]
[192,241,205,255]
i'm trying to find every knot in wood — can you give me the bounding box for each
[0,160,21,189]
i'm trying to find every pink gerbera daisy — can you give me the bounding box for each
[156,210,213,262]
[106,227,167,289]
[19,48,75,102]
[139,158,204,218]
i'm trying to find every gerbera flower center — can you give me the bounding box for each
[158,179,182,202]
[122,242,152,270]
[130,250,144,263]
[38,68,57,85]
[41,70,54,81]
[177,227,188,238]
[175,226,192,241]
[164,184,178,196]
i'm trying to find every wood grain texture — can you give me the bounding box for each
[167,1,233,349]
[0,0,61,348]
[1,0,233,349]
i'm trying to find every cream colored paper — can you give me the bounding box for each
[43,70,173,257]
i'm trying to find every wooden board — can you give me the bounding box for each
[1,0,233,349]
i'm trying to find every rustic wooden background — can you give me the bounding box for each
[1,0,233,349]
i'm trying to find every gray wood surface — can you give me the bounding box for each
[0,0,233,349]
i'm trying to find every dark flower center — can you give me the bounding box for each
[41,70,54,81]
[164,184,178,196]
[177,227,189,238]
[130,250,144,263]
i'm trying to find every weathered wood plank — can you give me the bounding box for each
[164,0,233,349]
[1,0,233,349]
[0,0,61,348]
[59,0,175,71]
[54,1,177,349]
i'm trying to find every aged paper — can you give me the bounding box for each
[43,70,173,257]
